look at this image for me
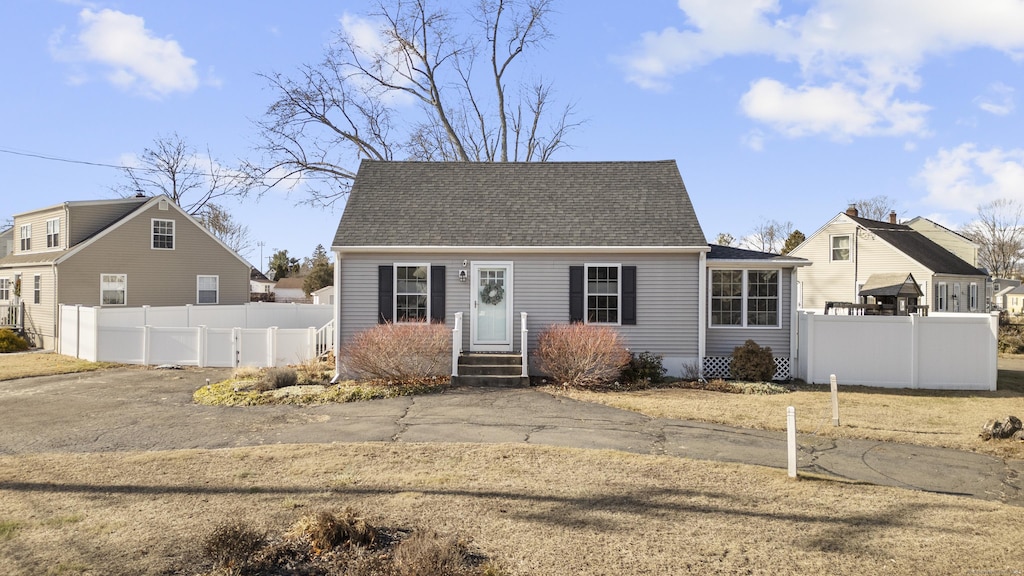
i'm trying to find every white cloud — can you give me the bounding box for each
[920,144,1024,212]
[741,129,766,151]
[621,0,1024,140]
[975,82,1015,116]
[50,8,199,98]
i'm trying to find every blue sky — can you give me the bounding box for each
[3,0,1024,269]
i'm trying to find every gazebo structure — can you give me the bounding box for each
[858,272,925,315]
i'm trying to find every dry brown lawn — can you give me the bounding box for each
[0,353,116,381]
[550,355,1024,459]
[0,443,1019,576]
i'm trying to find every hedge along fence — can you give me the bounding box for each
[58,304,335,368]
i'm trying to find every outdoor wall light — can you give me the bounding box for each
[458,269,468,282]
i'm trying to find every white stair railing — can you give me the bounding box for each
[314,319,335,358]
[520,312,528,378]
[452,312,463,377]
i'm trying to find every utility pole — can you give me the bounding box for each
[257,241,266,273]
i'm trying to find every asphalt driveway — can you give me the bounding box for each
[1,367,1022,506]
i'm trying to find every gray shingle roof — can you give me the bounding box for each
[333,160,707,248]
[707,244,808,263]
[848,215,985,276]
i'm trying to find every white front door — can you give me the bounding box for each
[470,262,513,351]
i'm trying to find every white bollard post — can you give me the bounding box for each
[787,406,797,479]
[830,374,840,426]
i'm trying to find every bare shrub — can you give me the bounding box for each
[392,530,475,576]
[286,508,378,554]
[680,360,701,381]
[295,356,333,385]
[231,366,261,381]
[202,520,266,573]
[343,323,451,384]
[535,324,630,388]
[730,340,775,382]
[252,367,298,392]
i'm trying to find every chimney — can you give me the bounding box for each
[846,204,859,217]
[889,210,897,224]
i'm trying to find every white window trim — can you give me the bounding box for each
[19,224,31,251]
[970,282,978,312]
[0,278,9,301]
[100,273,127,307]
[33,274,41,305]
[830,234,851,262]
[151,218,175,250]
[936,282,947,312]
[45,218,60,249]
[584,263,622,326]
[953,282,961,312]
[709,268,782,329]
[197,274,219,305]
[394,263,430,323]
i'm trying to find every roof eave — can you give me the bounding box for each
[331,245,711,255]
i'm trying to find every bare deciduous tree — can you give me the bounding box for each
[961,199,1024,278]
[247,0,580,208]
[117,133,254,257]
[850,195,898,221]
[745,219,793,254]
[714,232,738,247]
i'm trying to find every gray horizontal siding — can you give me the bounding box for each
[337,252,702,361]
[706,268,793,357]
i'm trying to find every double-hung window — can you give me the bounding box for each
[0,278,8,301]
[19,224,30,251]
[830,235,850,261]
[395,264,429,322]
[45,218,59,248]
[586,264,620,324]
[152,219,174,250]
[197,275,219,304]
[33,275,40,304]
[710,269,780,327]
[101,274,127,306]
[936,282,947,312]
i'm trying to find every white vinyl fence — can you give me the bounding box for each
[59,303,334,368]
[795,311,998,390]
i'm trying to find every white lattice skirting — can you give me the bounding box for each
[702,356,792,381]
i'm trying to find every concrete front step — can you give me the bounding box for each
[452,375,529,388]
[455,353,528,387]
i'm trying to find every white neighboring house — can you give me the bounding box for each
[273,276,310,303]
[250,267,275,300]
[312,285,334,305]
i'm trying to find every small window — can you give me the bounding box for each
[936,282,947,312]
[19,224,30,251]
[101,274,127,306]
[830,235,850,261]
[45,218,59,248]
[586,264,620,324]
[0,278,8,301]
[33,275,40,304]
[395,265,428,322]
[969,283,978,311]
[152,219,174,250]
[197,275,219,304]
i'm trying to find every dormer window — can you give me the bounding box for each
[46,218,60,248]
[152,219,174,250]
[19,224,30,251]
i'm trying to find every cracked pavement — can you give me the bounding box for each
[2,367,1022,506]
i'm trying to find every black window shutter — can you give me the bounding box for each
[569,266,584,323]
[377,265,393,324]
[430,265,445,323]
[622,266,637,325]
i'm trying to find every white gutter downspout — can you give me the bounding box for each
[697,250,707,379]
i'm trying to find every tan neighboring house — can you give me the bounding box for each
[791,205,988,314]
[0,195,251,349]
